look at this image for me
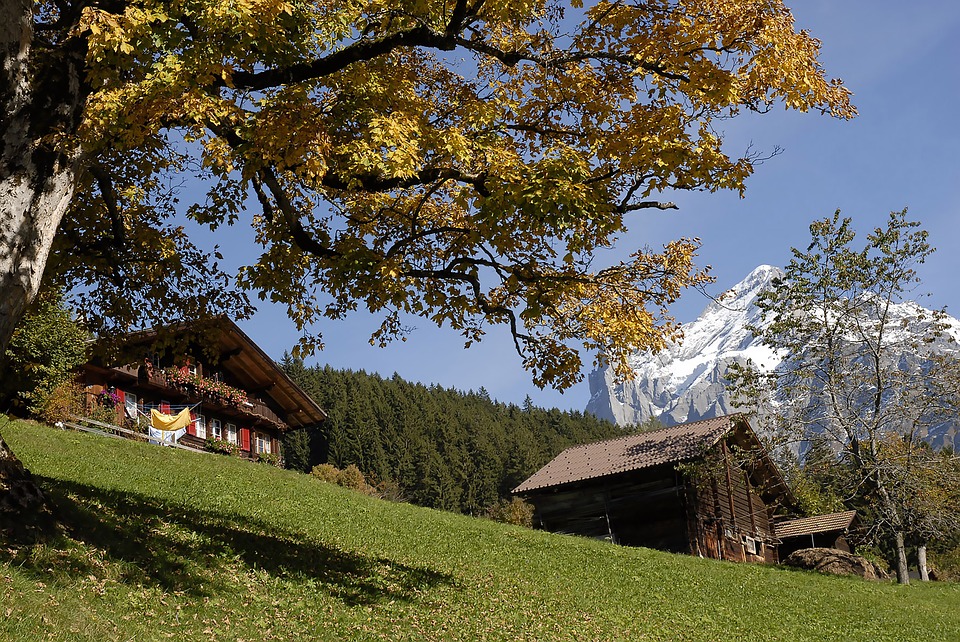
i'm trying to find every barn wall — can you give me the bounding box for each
[529,465,691,552]
[685,447,776,564]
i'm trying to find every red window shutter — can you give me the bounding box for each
[187,411,197,436]
[240,428,251,451]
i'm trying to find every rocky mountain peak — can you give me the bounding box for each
[586,266,960,450]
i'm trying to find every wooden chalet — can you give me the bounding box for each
[80,317,326,462]
[773,510,859,559]
[513,415,797,564]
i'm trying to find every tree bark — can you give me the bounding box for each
[893,529,910,585]
[918,543,929,581]
[1,0,86,355]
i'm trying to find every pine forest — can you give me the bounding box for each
[280,358,627,515]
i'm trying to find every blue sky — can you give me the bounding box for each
[213,2,960,412]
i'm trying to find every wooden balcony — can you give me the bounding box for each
[134,369,286,429]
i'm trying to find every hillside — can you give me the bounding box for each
[3,419,959,641]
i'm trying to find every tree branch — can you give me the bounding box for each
[225,25,456,91]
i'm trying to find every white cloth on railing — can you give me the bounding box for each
[148,426,187,446]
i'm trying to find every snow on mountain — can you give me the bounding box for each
[586,265,960,449]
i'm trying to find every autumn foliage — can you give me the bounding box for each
[14,0,854,389]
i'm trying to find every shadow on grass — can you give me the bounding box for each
[3,477,453,606]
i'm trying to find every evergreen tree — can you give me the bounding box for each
[281,360,624,514]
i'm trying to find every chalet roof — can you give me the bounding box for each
[773,510,858,540]
[204,319,327,429]
[513,415,741,494]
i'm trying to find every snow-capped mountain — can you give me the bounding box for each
[585,265,960,449]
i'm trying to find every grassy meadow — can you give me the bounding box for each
[1,418,958,641]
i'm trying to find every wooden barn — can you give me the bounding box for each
[513,415,797,563]
[80,317,326,462]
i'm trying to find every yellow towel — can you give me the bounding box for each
[150,407,192,432]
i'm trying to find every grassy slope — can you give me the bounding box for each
[1,419,958,642]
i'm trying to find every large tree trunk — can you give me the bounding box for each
[1,0,85,356]
[1,0,87,539]
[875,485,911,585]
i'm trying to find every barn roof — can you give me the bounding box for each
[513,415,746,494]
[773,510,858,539]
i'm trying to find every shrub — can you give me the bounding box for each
[371,477,406,503]
[256,451,282,467]
[310,463,340,484]
[1,292,89,417]
[336,464,367,490]
[310,463,379,495]
[39,381,84,425]
[206,437,241,456]
[485,497,535,528]
[87,397,121,426]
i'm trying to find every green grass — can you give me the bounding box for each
[2,418,959,641]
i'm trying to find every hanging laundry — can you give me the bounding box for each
[150,407,192,431]
[148,407,192,446]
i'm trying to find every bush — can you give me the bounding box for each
[1,292,88,417]
[310,463,380,496]
[256,451,282,467]
[336,464,367,490]
[485,497,535,528]
[206,437,241,456]
[310,463,340,484]
[39,381,84,425]
[87,397,121,426]
[371,477,406,503]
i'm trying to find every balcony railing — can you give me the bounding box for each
[135,369,285,428]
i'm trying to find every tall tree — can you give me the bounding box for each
[730,210,960,584]
[1,0,853,532]
[3,0,854,378]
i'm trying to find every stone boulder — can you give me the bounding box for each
[783,548,890,581]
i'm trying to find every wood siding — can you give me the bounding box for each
[685,451,775,564]
[530,465,691,553]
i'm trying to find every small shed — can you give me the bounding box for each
[513,414,796,563]
[772,510,859,559]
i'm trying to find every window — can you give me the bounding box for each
[124,392,138,420]
[226,423,238,445]
[254,432,271,454]
[210,418,222,440]
[195,415,206,439]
